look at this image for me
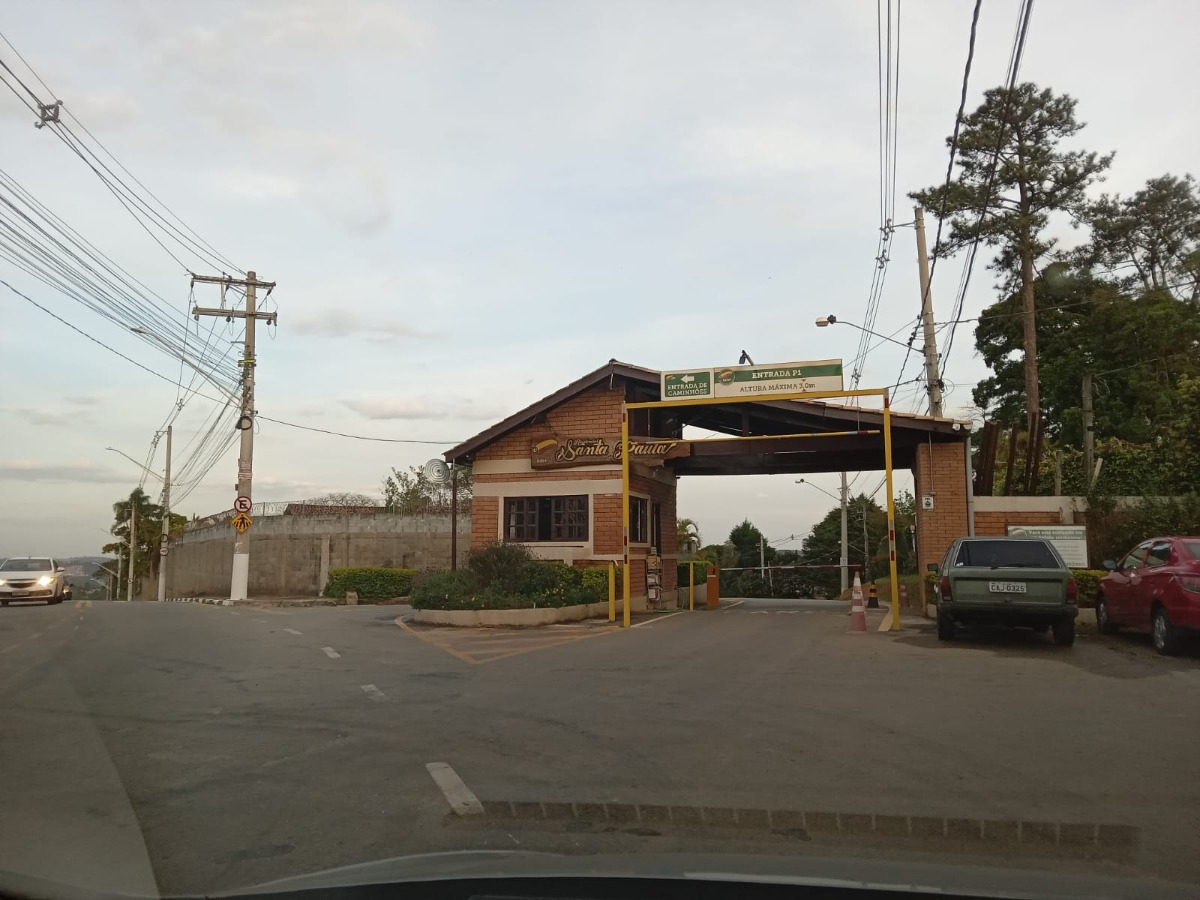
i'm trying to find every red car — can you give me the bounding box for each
[1096,536,1200,655]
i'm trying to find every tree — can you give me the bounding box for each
[728,519,775,570]
[1082,174,1200,302]
[912,83,1112,434]
[382,465,472,514]
[972,261,1200,454]
[101,488,187,589]
[305,492,379,506]
[676,517,701,553]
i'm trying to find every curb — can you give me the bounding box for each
[161,597,233,607]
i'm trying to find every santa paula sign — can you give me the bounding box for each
[531,436,690,469]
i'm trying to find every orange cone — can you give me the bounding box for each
[849,573,867,634]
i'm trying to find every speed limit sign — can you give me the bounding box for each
[233,495,252,514]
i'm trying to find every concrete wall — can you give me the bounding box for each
[164,512,470,598]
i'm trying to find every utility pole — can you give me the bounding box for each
[157,425,172,602]
[191,271,277,602]
[1082,373,1095,489]
[861,499,871,583]
[914,206,945,417]
[839,473,849,594]
[126,505,136,602]
[759,535,766,580]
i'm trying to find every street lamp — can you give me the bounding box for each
[105,432,174,603]
[814,314,919,352]
[105,447,165,483]
[795,478,839,503]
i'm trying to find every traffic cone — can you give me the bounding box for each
[867,582,879,609]
[849,573,867,634]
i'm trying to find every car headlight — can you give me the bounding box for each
[37,575,53,586]
[0,579,6,585]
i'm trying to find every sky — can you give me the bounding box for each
[1,0,1196,558]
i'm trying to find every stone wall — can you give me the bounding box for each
[163,512,470,598]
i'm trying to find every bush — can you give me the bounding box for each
[411,557,599,610]
[676,561,708,589]
[467,542,537,594]
[324,567,417,600]
[581,565,622,601]
[1070,569,1106,607]
[410,570,483,610]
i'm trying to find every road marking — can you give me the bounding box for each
[750,611,770,615]
[322,646,340,659]
[30,632,42,639]
[632,610,686,628]
[723,599,745,609]
[777,610,800,615]
[360,684,386,701]
[0,644,17,654]
[425,762,483,816]
[283,627,302,635]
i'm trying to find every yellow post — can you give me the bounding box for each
[621,405,632,628]
[688,560,694,611]
[882,389,901,631]
[608,561,615,622]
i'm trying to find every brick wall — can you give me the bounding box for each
[471,496,499,550]
[913,440,969,580]
[475,385,625,462]
[975,509,1062,536]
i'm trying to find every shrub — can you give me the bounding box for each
[1070,569,1106,608]
[410,570,481,610]
[325,567,417,600]
[676,561,708,589]
[518,560,583,599]
[467,542,536,594]
[581,565,622,601]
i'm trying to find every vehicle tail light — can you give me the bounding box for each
[1066,577,1078,602]
[1179,577,1200,594]
[940,575,952,600]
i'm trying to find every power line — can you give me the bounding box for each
[939,0,1036,373]
[892,0,983,394]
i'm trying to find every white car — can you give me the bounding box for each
[0,557,72,606]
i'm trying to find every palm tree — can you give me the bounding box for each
[676,518,701,553]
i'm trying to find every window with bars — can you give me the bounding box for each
[504,496,588,542]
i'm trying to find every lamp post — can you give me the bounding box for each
[106,434,172,601]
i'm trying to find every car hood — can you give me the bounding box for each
[215,850,1198,900]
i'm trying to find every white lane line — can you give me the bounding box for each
[425,762,483,816]
[632,610,686,628]
[750,611,770,615]
[283,627,302,635]
[777,610,800,615]
[30,632,43,639]
[360,684,386,702]
[322,646,341,659]
[723,600,745,609]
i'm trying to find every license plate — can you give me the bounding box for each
[989,581,1026,594]
[12,590,29,597]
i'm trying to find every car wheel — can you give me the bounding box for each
[1095,594,1119,635]
[1052,618,1075,647]
[937,610,955,641]
[1152,606,1180,656]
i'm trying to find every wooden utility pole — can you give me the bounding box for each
[914,206,945,417]
[191,272,277,602]
[1082,373,1095,489]
[157,425,172,602]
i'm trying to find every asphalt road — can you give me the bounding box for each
[1,597,1197,896]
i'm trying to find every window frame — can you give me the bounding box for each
[1144,541,1172,569]
[630,496,649,545]
[503,495,589,543]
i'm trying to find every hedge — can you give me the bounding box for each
[676,561,708,589]
[410,555,608,611]
[324,567,417,600]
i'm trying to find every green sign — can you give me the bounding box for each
[662,369,714,399]
[713,360,843,397]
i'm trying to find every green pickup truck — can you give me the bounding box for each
[932,537,1079,646]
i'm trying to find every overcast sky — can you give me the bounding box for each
[1,0,1196,559]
